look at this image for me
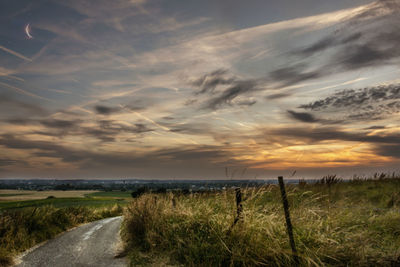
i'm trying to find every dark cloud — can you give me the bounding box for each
[270,126,400,145]
[0,134,250,178]
[192,69,234,95]
[162,116,175,120]
[153,146,234,164]
[168,122,212,135]
[191,70,260,110]
[299,36,336,55]
[296,33,363,56]
[0,95,47,116]
[335,29,400,70]
[236,99,257,106]
[297,84,400,123]
[0,134,138,164]
[5,118,33,125]
[4,118,78,140]
[133,123,152,133]
[293,1,400,73]
[287,110,319,123]
[94,100,150,115]
[339,44,395,70]
[346,111,384,121]
[184,99,198,106]
[265,93,291,100]
[126,102,148,111]
[190,66,315,109]
[40,118,81,128]
[205,80,258,109]
[31,130,69,137]
[82,128,116,142]
[269,65,322,86]
[375,144,400,158]
[0,134,82,162]
[80,120,154,142]
[97,120,153,133]
[364,126,386,130]
[5,118,81,128]
[341,32,364,44]
[0,158,17,167]
[300,84,400,111]
[6,117,154,142]
[94,105,121,115]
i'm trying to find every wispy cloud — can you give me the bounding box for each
[0,45,32,62]
[0,96,47,116]
[0,81,52,101]
[291,0,400,74]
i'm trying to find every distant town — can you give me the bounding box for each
[0,179,305,192]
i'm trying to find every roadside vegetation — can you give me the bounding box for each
[122,174,400,266]
[0,193,127,266]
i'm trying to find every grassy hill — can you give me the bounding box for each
[122,176,400,266]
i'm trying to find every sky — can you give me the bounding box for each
[1,0,400,180]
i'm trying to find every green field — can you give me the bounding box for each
[0,190,132,211]
[85,191,133,198]
[0,193,31,197]
[122,177,400,266]
[0,190,133,213]
[0,197,127,210]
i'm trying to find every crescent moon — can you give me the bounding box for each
[25,23,33,39]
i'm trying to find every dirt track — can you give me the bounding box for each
[15,216,126,267]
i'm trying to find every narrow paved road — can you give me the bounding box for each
[16,216,126,267]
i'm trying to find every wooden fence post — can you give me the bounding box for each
[172,196,176,208]
[278,176,299,265]
[228,187,243,233]
[234,187,243,223]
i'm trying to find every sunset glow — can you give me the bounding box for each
[1,0,400,179]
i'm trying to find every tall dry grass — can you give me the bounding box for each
[122,178,400,266]
[0,204,123,266]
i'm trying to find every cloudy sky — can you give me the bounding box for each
[1,0,400,179]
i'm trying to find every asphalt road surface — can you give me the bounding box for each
[16,216,126,267]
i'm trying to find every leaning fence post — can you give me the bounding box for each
[234,187,243,222]
[278,176,299,265]
[228,187,243,233]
